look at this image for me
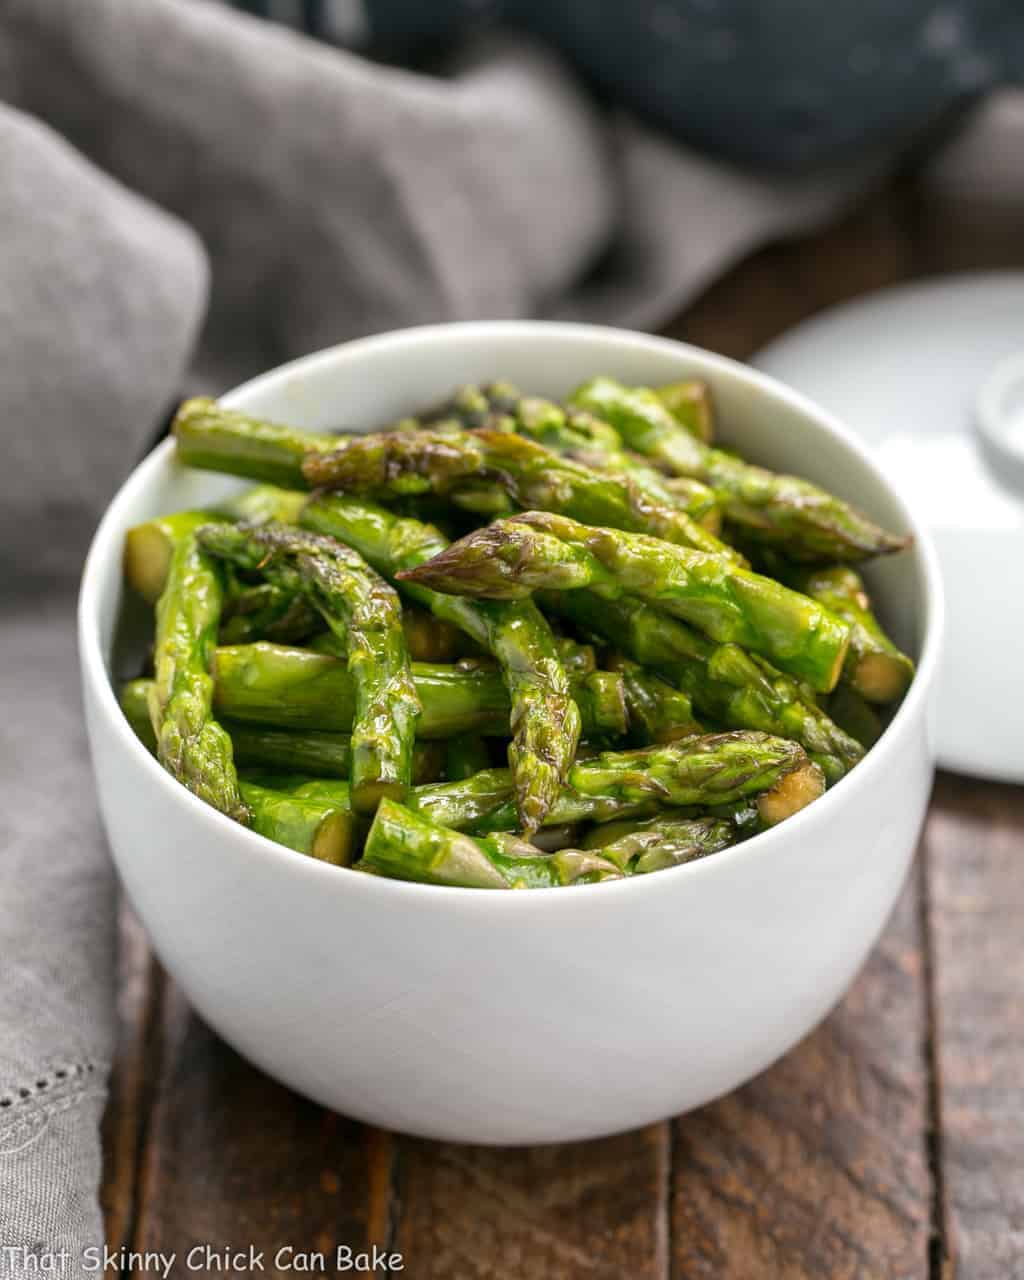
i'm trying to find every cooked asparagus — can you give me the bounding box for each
[173,398,338,487]
[220,579,321,645]
[606,655,703,743]
[241,780,357,865]
[570,377,911,562]
[787,565,914,703]
[827,685,884,749]
[147,528,249,822]
[208,643,615,742]
[196,523,420,812]
[401,607,464,662]
[546,590,863,783]
[399,511,851,693]
[444,734,492,781]
[652,380,715,443]
[120,679,444,782]
[125,486,308,604]
[411,732,821,833]
[442,384,724,533]
[302,425,734,559]
[300,493,581,833]
[358,799,623,889]
[580,814,736,872]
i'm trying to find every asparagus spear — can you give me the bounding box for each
[605,655,703,744]
[358,799,623,889]
[299,493,581,834]
[786,565,914,703]
[209,643,613,742]
[125,486,308,603]
[415,732,821,833]
[546,590,863,783]
[197,523,420,813]
[120,679,445,782]
[302,425,734,559]
[443,384,724,533]
[444,734,492,781]
[240,780,357,866]
[262,729,822,839]
[652,380,715,443]
[399,511,851,693]
[173,398,338,487]
[220,578,321,645]
[580,814,736,872]
[570,377,911,562]
[401,607,464,662]
[311,630,628,745]
[827,685,883,749]
[147,529,249,822]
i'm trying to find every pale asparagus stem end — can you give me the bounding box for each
[756,761,826,826]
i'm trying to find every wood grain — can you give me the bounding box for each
[924,776,1024,1280]
[394,1127,669,1279]
[130,985,378,1276]
[100,903,164,1253]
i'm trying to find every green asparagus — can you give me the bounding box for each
[219,578,321,645]
[399,511,851,692]
[570,377,911,562]
[241,780,357,865]
[444,734,492,781]
[652,380,715,443]
[120,678,445,782]
[606,655,703,743]
[302,426,734,559]
[208,643,613,742]
[358,799,623,889]
[173,399,338,487]
[545,590,863,783]
[446,384,724,533]
[300,493,581,833]
[827,685,883,749]
[147,528,249,822]
[580,813,736,872]
[786,565,914,703]
[197,522,420,812]
[125,486,308,603]
[411,732,822,833]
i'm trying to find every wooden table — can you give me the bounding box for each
[101,174,1024,1279]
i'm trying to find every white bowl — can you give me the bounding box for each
[79,322,943,1145]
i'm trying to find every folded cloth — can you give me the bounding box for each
[1,0,1023,1268]
[0,0,869,390]
[0,105,205,1275]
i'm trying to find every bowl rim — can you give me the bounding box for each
[79,320,944,908]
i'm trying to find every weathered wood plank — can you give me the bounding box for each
[924,775,1024,1280]
[100,902,164,1253]
[130,986,379,1276]
[671,873,931,1279]
[394,1126,670,1279]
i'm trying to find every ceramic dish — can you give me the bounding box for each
[79,322,942,1144]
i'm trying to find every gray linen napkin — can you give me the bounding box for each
[2,0,1024,1268]
[0,106,205,1273]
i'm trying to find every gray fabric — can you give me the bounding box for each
[0,0,866,390]
[0,105,206,1274]
[0,0,1022,1267]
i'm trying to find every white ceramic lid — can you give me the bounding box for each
[754,272,1024,783]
